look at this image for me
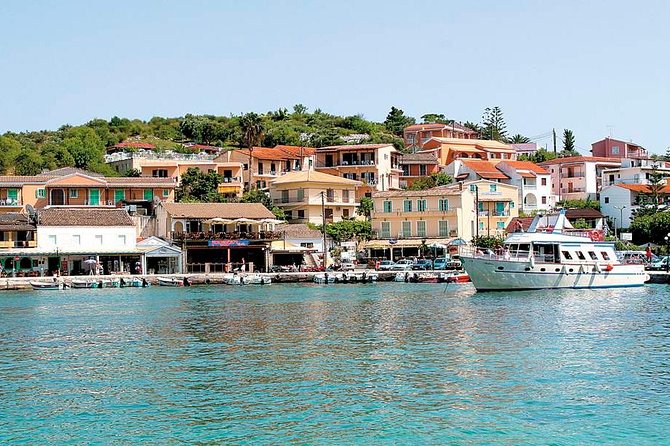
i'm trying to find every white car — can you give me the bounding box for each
[340,262,355,271]
[390,259,413,270]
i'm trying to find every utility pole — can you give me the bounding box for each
[552,128,557,154]
[321,191,327,269]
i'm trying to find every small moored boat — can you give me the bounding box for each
[71,279,95,289]
[313,273,336,284]
[157,277,183,287]
[241,274,271,285]
[30,281,65,290]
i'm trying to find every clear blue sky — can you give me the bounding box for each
[1,0,668,154]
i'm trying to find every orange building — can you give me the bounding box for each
[403,123,477,148]
[0,168,176,211]
[422,137,518,165]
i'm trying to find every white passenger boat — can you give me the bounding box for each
[460,211,649,291]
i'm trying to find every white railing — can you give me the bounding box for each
[105,150,216,163]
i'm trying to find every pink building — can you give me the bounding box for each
[591,137,647,159]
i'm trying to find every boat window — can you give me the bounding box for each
[562,251,573,260]
[576,251,586,260]
[518,244,530,256]
[588,251,598,260]
[601,251,610,260]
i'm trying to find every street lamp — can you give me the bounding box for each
[614,205,626,238]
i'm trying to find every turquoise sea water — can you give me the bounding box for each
[0,282,669,444]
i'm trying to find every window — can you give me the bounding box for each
[381,221,391,238]
[343,190,350,203]
[270,163,276,173]
[297,210,305,219]
[114,189,125,203]
[417,199,427,212]
[490,184,497,192]
[162,189,169,197]
[143,189,153,201]
[588,251,598,260]
[541,178,547,186]
[562,251,573,260]
[401,221,412,237]
[243,163,248,170]
[469,184,477,192]
[326,189,335,201]
[541,196,547,204]
[604,197,610,204]
[383,200,392,213]
[601,251,610,260]
[48,234,57,245]
[95,235,103,245]
[281,190,289,203]
[297,189,305,201]
[438,199,449,211]
[300,242,314,248]
[69,189,79,198]
[7,189,18,204]
[438,220,449,237]
[285,210,293,220]
[342,209,350,218]
[479,221,484,230]
[419,165,427,176]
[403,200,412,212]
[612,146,620,155]
[72,235,81,245]
[576,251,586,260]
[36,188,46,198]
[152,169,168,178]
[258,162,264,175]
[510,202,515,208]
[417,220,426,237]
[496,221,505,229]
[118,235,127,245]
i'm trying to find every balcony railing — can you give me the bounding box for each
[0,199,22,206]
[221,176,242,183]
[561,172,585,178]
[273,196,306,204]
[0,240,36,248]
[561,187,586,193]
[171,231,281,241]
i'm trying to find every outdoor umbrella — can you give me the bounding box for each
[234,218,258,224]
[259,218,286,224]
[83,259,98,265]
[204,218,233,224]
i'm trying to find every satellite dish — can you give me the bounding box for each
[26,204,36,216]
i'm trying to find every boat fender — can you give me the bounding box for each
[594,263,602,273]
[605,263,614,272]
[563,265,569,276]
[205,278,211,285]
[529,256,535,269]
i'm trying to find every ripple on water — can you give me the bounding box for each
[0,283,668,444]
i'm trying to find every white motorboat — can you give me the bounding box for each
[460,211,648,291]
[71,279,95,289]
[241,274,271,285]
[157,277,183,287]
[223,274,243,285]
[313,273,336,284]
[30,281,64,290]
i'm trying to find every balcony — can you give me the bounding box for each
[0,199,22,207]
[273,196,307,204]
[221,176,242,183]
[0,240,37,248]
[522,182,537,189]
[560,187,586,193]
[171,231,282,242]
[561,171,585,178]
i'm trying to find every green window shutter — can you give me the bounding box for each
[144,189,154,200]
[114,189,125,203]
[89,189,100,205]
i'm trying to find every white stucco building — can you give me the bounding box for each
[539,156,621,201]
[495,161,555,212]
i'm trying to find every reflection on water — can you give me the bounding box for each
[0,283,669,444]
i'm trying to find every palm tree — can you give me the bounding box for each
[509,134,531,144]
[239,112,265,190]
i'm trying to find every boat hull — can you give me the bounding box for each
[461,256,648,291]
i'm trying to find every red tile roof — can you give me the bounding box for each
[275,145,316,156]
[38,208,134,226]
[613,183,670,193]
[317,144,393,151]
[404,122,477,134]
[460,160,509,179]
[497,160,549,174]
[160,202,275,219]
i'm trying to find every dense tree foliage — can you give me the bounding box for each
[177,168,226,202]
[630,212,670,245]
[518,148,557,163]
[556,198,600,211]
[384,107,415,136]
[357,196,374,219]
[481,106,507,141]
[509,134,531,144]
[407,172,453,190]
[321,220,372,242]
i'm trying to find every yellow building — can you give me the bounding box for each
[368,180,518,258]
[269,170,361,225]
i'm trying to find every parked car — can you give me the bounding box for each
[340,262,355,271]
[376,260,395,271]
[648,256,669,271]
[390,259,414,270]
[412,259,433,270]
[433,257,447,270]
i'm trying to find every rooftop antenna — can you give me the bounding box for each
[606,125,614,138]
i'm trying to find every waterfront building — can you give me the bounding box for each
[136,236,182,274]
[398,151,441,189]
[495,160,556,212]
[366,180,518,259]
[403,122,477,149]
[216,145,316,190]
[156,202,281,273]
[105,150,222,182]
[0,213,37,275]
[36,208,143,276]
[272,223,324,269]
[268,170,361,225]
[0,167,176,212]
[421,137,518,165]
[538,156,621,201]
[314,144,402,196]
[591,137,648,159]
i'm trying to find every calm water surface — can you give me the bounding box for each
[0,283,669,444]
